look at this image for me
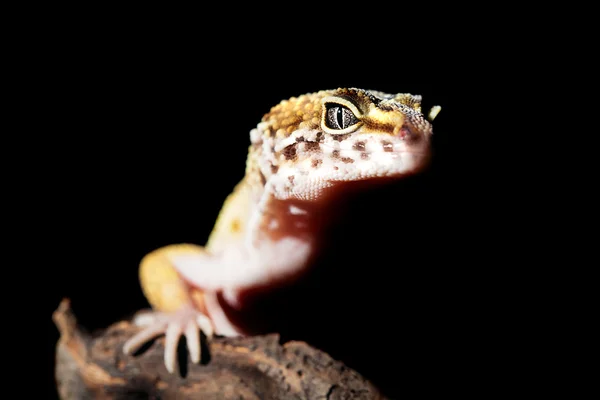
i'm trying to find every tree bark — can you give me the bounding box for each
[53,299,385,399]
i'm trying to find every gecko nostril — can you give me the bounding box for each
[395,123,424,143]
[400,127,411,139]
[394,125,413,140]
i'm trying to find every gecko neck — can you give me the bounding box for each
[257,175,410,244]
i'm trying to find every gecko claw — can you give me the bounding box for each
[122,304,213,373]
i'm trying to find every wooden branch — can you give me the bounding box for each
[53,299,385,399]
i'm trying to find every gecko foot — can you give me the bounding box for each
[122,303,214,373]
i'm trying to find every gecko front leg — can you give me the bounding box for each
[171,183,314,304]
[122,244,216,373]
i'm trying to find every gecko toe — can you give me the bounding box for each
[123,323,167,355]
[184,320,201,363]
[196,313,214,337]
[164,323,183,373]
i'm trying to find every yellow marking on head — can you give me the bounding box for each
[360,107,406,134]
[263,92,325,137]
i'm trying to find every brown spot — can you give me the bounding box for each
[353,141,366,151]
[381,140,394,152]
[230,219,241,233]
[305,141,320,151]
[332,150,340,158]
[332,133,350,142]
[341,157,354,164]
[311,159,322,168]
[316,132,324,141]
[361,152,370,160]
[334,166,339,170]
[283,144,297,160]
[296,136,305,142]
[288,175,295,184]
[271,164,279,174]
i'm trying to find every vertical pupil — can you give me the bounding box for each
[336,107,344,128]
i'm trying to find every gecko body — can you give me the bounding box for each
[123,88,439,372]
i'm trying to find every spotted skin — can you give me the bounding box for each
[248,88,435,202]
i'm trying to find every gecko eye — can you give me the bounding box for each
[321,97,362,135]
[325,104,358,130]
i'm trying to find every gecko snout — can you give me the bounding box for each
[393,121,430,145]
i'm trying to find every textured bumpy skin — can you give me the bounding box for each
[124,88,440,373]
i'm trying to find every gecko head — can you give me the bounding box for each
[256,88,440,200]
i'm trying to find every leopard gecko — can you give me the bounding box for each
[122,87,441,373]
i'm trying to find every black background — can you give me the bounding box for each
[35,11,517,399]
